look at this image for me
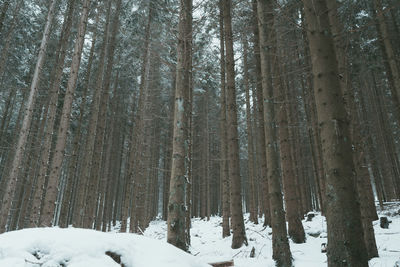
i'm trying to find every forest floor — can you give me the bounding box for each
[145,202,400,267]
[0,203,399,266]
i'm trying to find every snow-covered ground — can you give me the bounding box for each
[145,203,400,267]
[0,203,399,266]
[0,227,209,267]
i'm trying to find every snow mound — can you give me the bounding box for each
[0,227,210,267]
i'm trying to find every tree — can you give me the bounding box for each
[167,0,192,251]
[40,0,92,227]
[0,0,58,232]
[256,0,292,265]
[301,0,369,265]
[223,0,247,250]
[218,0,230,238]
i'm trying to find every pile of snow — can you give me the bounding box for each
[0,227,210,267]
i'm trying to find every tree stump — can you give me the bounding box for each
[250,247,255,258]
[380,217,390,229]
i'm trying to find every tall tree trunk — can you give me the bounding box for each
[167,0,192,251]
[29,0,77,227]
[59,11,99,228]
[84,0,121,229]
[256,0,292,265]
[243,37,257,224]
[219,0,230,238]
[0,0,57,232]
[301,0,369,265]
[73,1,110,228]
[223,0,247,249]
[275,54,306,244]
[252,0,271,227]
[40,0,92,227]
[326,0,378,259]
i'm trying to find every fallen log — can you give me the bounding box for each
[209,260,234,267]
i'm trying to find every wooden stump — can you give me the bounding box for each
[380,217,390,229]
[250,247,255,258]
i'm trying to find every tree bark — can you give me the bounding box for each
[301,0,369,265]
[243,37,258,224]
[40,0,92,227]
[219,0,230,238]
[256,0,292,265]
[29,0,77,228]
[223,0,247,250]
[0,0,57,232]
[84,0,121,229]
[252,0,271,227]
[167,0,192,251]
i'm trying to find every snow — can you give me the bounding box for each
[145,204,400,267]
[1,203,399,266]
[0,228,210,267]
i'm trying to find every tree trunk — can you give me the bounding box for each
[29,0,77,228]
[256,0,292,265]
[275,55,306,244]
[84,0,121,229]
[252,0,271,227]
[326,0,378,259]
[73,1,110,228]
[301,0,369,265]
[223,0,247,250]
[40,0,92,227]
[219,0,230,238]
[0,0,57,232]
[243,37,258,225]
[167,0,192,251]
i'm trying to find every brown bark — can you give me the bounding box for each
[128,2,154,233]
[252,0,271,227]
[242,37,257,225]
[219,0,230,238]
[275,55,306,244]
[84,0,121,229]
[30,0,77,228]
[256,0,292,265]
[40,0,92,227]
[326,0,378,259]
[223,0,247,250]
[59,11,100,228]
[73,1,110,228]
[300,11,326,213]
[301,0,369,265]
[0,0,58,232]
[167,0,192,251]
